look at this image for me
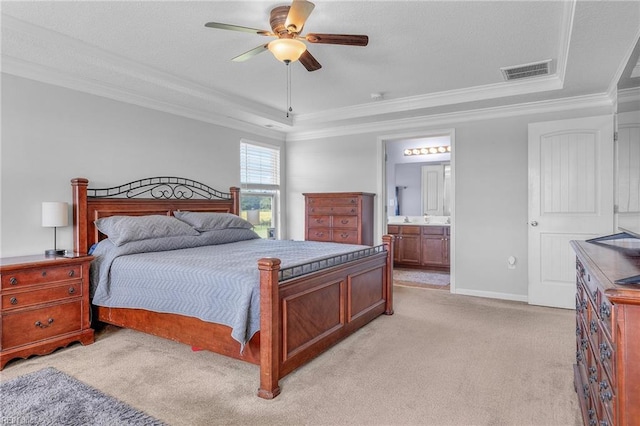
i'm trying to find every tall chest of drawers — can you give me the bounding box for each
[304,192,375,246]
[571,240,640,426]
[0,255,94,369]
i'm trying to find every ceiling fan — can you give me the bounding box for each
[204,0,369,72]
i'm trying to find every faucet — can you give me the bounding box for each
[403,216,410,223]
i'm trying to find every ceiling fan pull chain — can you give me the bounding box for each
[286,60,293,118]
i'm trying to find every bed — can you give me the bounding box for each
[71,177,394,399]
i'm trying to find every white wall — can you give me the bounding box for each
[286,105,612,300]
[0,74,285,257]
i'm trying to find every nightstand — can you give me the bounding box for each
[0,254,94,369]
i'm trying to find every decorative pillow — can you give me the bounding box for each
[173,211,253,231]
[95,215,200,246]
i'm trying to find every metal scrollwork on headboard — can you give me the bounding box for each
[87,177,232,200]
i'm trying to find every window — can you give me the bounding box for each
[240,141,280,239]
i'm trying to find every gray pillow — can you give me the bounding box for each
[173,211,253,231]
[95,215,200,246]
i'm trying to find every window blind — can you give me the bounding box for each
[240,142,280,190]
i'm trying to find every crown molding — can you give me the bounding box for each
[618,86,640,106]
[293,75,564,128]
[286,92,614,142]
[1,14,292,137]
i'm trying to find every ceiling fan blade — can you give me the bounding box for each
[232,44,269,62]
[285,0,315,33]
[205,22,273,36]
[299,50,322,72]
[305,33,369,46]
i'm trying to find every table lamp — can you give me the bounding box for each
[42,201,68,256]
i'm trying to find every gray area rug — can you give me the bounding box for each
[393,268,450,286]
[0,367,165,425]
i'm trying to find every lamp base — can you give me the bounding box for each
[45,249,66,257]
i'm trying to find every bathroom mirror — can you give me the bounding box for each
[393,161,451,216]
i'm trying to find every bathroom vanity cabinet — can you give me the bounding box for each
[387,224,450,270]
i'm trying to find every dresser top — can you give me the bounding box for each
[571,240,640,302]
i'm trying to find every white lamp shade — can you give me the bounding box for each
[42,202,69,227]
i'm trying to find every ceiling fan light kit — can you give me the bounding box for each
[268,38,307,63]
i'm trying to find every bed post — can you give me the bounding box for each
[257,257,282,399]
[382,234,394,315]
[229,187,240,216]
[71,178,89,255]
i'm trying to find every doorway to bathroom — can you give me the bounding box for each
[378,130,455,292]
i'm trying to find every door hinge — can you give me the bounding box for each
[614,131,618,142]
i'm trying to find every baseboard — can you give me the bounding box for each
[453,288,528,303]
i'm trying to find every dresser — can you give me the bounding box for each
[304,192,375,246]
[571,240,640,426]
[0,255,94,369]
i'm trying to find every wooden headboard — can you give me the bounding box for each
[71,177,240,255]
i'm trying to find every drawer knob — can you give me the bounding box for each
[600,391,613,402]
[10,297,18,305]
[9,277,18,285]
[599,303,611,318]
[41,271,47,277]
[68,270,75,277]
[68,286,76,294]
[34,318,54,328]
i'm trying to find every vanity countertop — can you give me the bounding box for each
[387,216,450,227]
[388,222,450,227]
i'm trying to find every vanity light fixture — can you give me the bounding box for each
[403,146,451,156]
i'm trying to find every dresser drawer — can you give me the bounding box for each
[598,330,616,388]
[307,229,333,242]
[2,300,82,349]
[307,215,331,228]
[1,264,81,289]
[332,216,358,228]
[307,197,359,207]
[308,206,358,215]
[331,230,359,244]
[2,281,82,310]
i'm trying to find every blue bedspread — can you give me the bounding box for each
[90,233,369,347]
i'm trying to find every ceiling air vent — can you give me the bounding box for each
[501,60,552,81]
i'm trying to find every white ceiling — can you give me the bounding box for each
[2,1,639,139]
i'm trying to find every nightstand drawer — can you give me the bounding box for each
[2,300,82,349]
[2,265,82,289]
[2,281,82,310]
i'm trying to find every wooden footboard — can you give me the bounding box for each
[72,177,393,399]
[257,235,393,399]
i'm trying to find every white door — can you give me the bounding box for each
[528,115,614,308]
[422,165,444,215]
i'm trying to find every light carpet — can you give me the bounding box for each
[0,367,164,425]
[0,287,581,425]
